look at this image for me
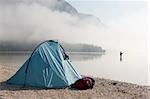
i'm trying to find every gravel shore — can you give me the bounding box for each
[0,65,150,99]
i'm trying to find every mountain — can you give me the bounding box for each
[51,0,78,15]
[0,41,105,52]
[61,42,105,52]
[50,0,102,23]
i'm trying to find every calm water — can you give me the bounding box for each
[0,51,148,86]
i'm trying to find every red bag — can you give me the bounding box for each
[70,77,95,90]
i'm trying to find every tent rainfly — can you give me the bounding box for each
[7,40,81,88]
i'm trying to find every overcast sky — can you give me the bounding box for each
[66,0,148,51]
[67,0,147,24]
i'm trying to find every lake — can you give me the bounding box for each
[0,50,148,86]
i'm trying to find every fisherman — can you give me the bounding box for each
[120,51,124,61]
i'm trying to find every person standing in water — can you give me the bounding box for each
[120,51,124,61]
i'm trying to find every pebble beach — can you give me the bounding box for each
[0,65,150,99]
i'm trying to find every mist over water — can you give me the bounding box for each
[0,0,103,45]
[0,0,148,52]
[0,0,148,85]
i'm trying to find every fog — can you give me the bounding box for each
[104,9,148,51]
[0,0,103,45]
[0,0,148,52]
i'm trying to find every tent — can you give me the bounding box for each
[7,40,81,88]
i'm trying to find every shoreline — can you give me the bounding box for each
[0,65,150,99]
[0,51,105,54]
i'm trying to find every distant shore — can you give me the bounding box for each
[0,51,105,55]
[0,65,150,99]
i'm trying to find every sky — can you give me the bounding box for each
[0,0,148,52]
[66,0,148,51]
[66,0,147,24]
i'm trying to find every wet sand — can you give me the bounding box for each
[0,65,150,99]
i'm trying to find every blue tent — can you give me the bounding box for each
[7,40,81,88]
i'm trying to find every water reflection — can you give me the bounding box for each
[0,51,148,86]
[0,52,104,66]
[68,52,104,61]
[0,52,30,66]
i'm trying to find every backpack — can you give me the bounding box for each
[70,77,95,90]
